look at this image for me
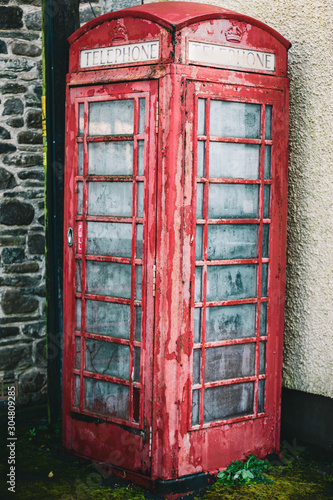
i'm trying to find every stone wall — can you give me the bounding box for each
[0,0,46,406]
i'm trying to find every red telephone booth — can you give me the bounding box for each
[63,2,290,496]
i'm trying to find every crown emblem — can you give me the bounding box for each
[225,21,247,43]
[111,19,128,43]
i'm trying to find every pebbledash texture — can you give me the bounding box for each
[0,0,141,407]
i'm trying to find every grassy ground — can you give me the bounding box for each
[0,417,332,499]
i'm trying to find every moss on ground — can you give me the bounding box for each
[0,418,332,499]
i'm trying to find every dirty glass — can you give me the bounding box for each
[136,224,143,259]
[134,347,141,382]
[74,375,80,408]
[265,105,272,140]
[84,378,129,419]
[134,306,141,341]
[204,382,254,422]
[137,182,144,218]
[205,343,256,382]
[135,265,142,301]
[193,349,201,385]
[138,98,146,135]
[259,341,266,375]
[258,379,265,413]
[75,298,81,330]
[206,264,257,301]
[85,300,131,339]
[196,225,203,260]
[260,302,267,336]
[208,184,259,219]
[88,181,132,217]
[264,146,271,179]
[85,339,130,380]
[88,142,133,176]
[192,389,200,426]
[78,103,84,136]
[195,267,203,302]
[76,260,82,293]
[209,143,260,179]
[137,140,145,176]
[196,183,204,219]
[86,261,131,299]
[88,99,134,136]
[133,387,140,423]
[78,143,84,176]
[263,185,270,219]
[197,141,205,177]
[262,224,269,259]
[261,263,268,297]
[207,224,258,260]
[193,308,202,344]
[210,101,261,139]
[87,222,132,257]
[77,182,83,215]
[75,337,81,369]
[206,304,256,341]
[197,98,206,136]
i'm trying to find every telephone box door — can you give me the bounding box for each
[63,80,158,474]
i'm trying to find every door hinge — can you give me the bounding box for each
[152,264,156,297]
[155,103,159,134]
[148,426,153,457]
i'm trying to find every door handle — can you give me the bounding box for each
[67,227,73,247]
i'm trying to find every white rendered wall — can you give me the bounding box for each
[143,0,333,398]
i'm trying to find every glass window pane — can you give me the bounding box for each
[85,339,130,380]
[138,98,145,134]
[74,375,80,408]
[136,224,143,259]
[264,146,271,180]
[262,224,269,258]
[209,184,259,219]
[259,341,266,375]
[261,263,268,297]
[205,343,256,382]
[135,306,141,342]
[137,140,144,176]
[137,182,144,218]
[193,349,201,385]
[196,225,203,260]
[197,141,205,177]
[75,298,81,330]
[89,99,134,136]
[75,337,81,369]
[258,379,265,413]
[263,185,270,219]
[209,143,260,179]
[76,260,82,293]
[193,308,202,344]
[207,264,257,301]
[196,183,204,219]
[260,302,267,336]
[207,224,258,260]
[86,300,131,339]
[78,103,84,137]
[135,265,142,301]
[134,347,140,382]
[87,261,131,299]
[197,98,206,136]
[204,382,254,422]
[84,378,128,420]
[88,182,132,217]
[192,389,200,426]
[77,182,83,215]
[133,387,140,423]
[265,105,272,140]
[78,143,83,176]
[206,304,256,342]
[88,142,133,176]
[195,267,203,302]
[210,101,261,139]
[87,222,132,257]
